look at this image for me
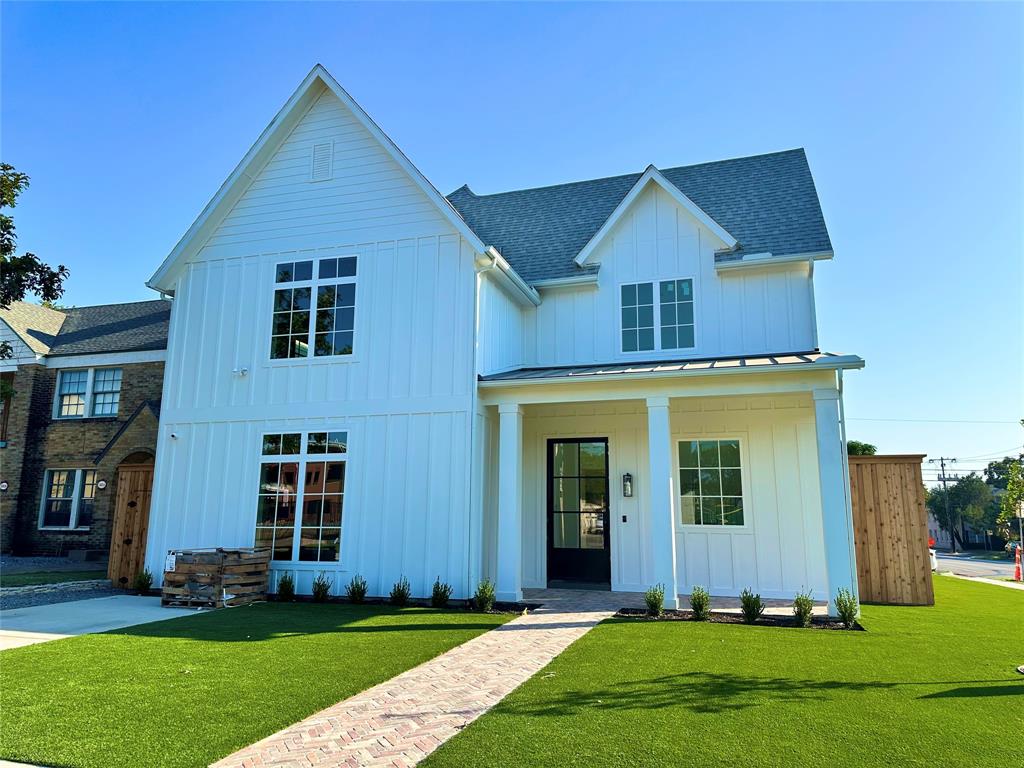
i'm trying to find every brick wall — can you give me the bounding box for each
[2,361,164,556]
[0,363,49,551]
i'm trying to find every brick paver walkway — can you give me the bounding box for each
[212,595,614,768]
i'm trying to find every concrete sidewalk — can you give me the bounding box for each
[0,595,198,650]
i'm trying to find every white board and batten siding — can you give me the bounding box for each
[146,85,483,599]
[520,184,817,368]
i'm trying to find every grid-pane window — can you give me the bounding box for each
[270,287,311,359]
[270,256,357,360]
[659,279,695,350]
[255,431,348,563]
[40,469,95,529]
[314,283,355,357]
[77,470,97,527]
[678,439,743,526]
[58,371,88,417]
[91,369,123,416]
[620,283,655,352]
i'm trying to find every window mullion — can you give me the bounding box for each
[85,369,96,417]
[69,469,83,529]
[654,283,662,351]
[291,457,305,561]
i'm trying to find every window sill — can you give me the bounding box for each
[38,527,92,533]
[676,524,751,533]
[263,356,360,368]
[52,416,119,423]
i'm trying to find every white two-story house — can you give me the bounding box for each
[144,65,863,613]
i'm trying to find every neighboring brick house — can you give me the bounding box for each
[0,299,169,562]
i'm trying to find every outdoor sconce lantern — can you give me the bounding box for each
[622,473,633,498]
[96,480,107,491]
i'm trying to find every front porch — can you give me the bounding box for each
[477,364,860,616]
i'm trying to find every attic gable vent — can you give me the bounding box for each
[310,141,333,182]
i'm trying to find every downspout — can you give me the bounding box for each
[837,369,860,607]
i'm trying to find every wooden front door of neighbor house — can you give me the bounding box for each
[547,438,611,586]
[108,464,154,587]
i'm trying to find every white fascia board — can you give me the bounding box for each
[148,64,487,293]
[532,273,601,290]
[480,247,541,307]
[574,166,738,268]
[715,250,834,272]
[45,349,167,369]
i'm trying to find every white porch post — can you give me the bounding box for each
[646,396,679,609]
[496,402,523,602]
[813,388,859,616]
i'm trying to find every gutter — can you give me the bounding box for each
[531,273,601,290]
[478,246,541,306]
[715,250,834,272]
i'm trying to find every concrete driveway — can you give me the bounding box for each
[0,595,198,650]
[934,552,1017,579]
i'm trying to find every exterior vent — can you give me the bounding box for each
[310,141,333,182]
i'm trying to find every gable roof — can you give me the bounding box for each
[447,148,833,283]
[148,64,486,292]
[0,300,170,358]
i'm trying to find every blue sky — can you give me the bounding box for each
[3,2,1021,476]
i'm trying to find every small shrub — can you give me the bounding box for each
[473,578,496,612]
[689,585,711,621]
[311,572,332,602]
[793,589,814,628]
[645,583,665,617]
[431,577,453,608]
[739,587,764,624]
[276,572,295,602]
[390,576,411,606]
[132,567,153,594]
[345,574,368,603]
[834,587,859,629]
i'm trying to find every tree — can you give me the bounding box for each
[0,163,69,358]
[847,440,877,456]
[927,473,995,549]
[996,460,1024,543]
[984,454,1024,491]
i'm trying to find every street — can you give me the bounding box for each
[934,552,1018,579]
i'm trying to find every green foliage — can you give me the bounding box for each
[275,573,295,602]
[431,577,453,608]
[834,587,859,629]
[846,440,877,456]
[996,460,1024,541]
[473,578,496,612]
[389,576,411,606]
[739,588,764,624]
[645,583,665,617]
[345,574,368,603]
[984,454,1024,491]
[131,568,153,594]
[928,472,997,547]
[311,573,332,602]
[689,586,711,620]
[793,589,814,628]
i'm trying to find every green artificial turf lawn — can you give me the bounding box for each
[1,570,106,587]
[425,577,1023,768]
[0,604,510,768]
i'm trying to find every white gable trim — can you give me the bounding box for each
[573,166,738,267]
[148,64,487,293]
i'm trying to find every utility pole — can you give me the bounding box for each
[929,457,959,553]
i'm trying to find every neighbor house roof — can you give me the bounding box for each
[447,148,833,283]
[0,300,170,358]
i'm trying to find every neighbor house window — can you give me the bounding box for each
[678,439,743,526]
[620,279,695,353]
[255,430,348,562]
[270,256,357,360]
[39,469,96,529]
[55,368,123,418]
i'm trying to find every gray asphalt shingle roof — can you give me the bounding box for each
[446,148,832,283]
[1,299,170,357]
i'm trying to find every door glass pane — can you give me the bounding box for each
[553,513,580,548]
[699,440,721,467]
[679,469,700,495]
[580,512,605,549]
[579,443,606,476]
[552,478,579,512]
[552,443,578,477]
[680,494,698,525]
[580,478,607,512]
[701,497,723,525]
[720,468,742,497]
[722,498,744,526]
[699,468,721,496]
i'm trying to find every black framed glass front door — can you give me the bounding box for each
[547,438,611,585]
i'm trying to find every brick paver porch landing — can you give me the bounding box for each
[211,596,615,768]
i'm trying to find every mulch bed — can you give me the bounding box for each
[615,607,863,631]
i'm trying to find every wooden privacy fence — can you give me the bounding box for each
[849,454,934,605]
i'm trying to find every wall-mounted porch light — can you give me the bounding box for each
[622,472,633,498]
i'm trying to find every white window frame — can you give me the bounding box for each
[673,434,751,531]
[38,468,95,530]
[53,367,123,419]
[267,254,359,366]
[618,276,697,356]
[255,429,350,563]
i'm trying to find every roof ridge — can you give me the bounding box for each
[447,148,806,200]
[64,298,169,312]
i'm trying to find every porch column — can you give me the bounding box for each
[496,402,523,603]
[646,396,679,609]
[813,388,859,616]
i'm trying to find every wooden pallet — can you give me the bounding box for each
[162,547,271,608]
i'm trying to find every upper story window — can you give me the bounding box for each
[620,279,695,354]
[39,468,96,529]
[270,256,357,360]
[55,368,123,419]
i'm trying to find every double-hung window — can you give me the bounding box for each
[678,439,744,526]
[620,278,695,353]
[270,256,357,360]
[39,469,96,529]
[55,368,123,418]
[255,430,348,562]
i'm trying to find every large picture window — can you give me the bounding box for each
[255,430,348,562]
[620,278,695,354]
[270,256,357,360]
[678,439,744,526]
[55,368,123,419]
[39,469,96,529]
